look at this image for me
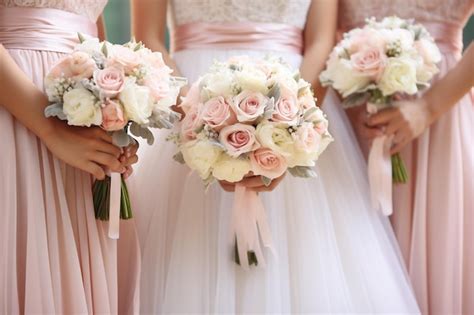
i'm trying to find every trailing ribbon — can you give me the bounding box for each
[368,135,393,216]
[108,172,121,239]
[230,185,274,269]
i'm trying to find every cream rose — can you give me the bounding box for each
[231,91,268,122]
[219,124,259,157]
[212,154,251,182]
[292,122,322,154]
[119,79,154,124]
[255,121,293,157]
[234,67,268,94]
[250,148,287,179]
[107,45,141,74]
[202,71,234,97]
[63,88,102,126]
[379,57,418,96]
[181,140,222,179]
[201,96,235,130]
[320,58,371,97]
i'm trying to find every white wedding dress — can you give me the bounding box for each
[130,0,421,313]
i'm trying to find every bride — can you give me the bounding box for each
[129,0,420,313]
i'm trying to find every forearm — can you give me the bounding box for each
[300,41,334,104]
[424,43,474,123]
[0,45,54,140]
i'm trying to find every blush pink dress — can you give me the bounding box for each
[0,1,140,314]
[338,1,474,314]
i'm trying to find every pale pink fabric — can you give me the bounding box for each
[338,1,474,314]
[172,22,303,54]
[0,7,141,314]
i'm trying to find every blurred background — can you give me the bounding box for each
[103,1,473,49]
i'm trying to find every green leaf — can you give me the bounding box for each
[101,43,108,57]
[261,176,272,187]
[112,129,131,147]
[77,33,86,43]
[130,122,155,145]
[288,166,317,178]
[173,151,185,164]
[342,93,370,108]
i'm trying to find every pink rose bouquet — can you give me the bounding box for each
[320,16,441,185]
[44,35,185,237]
[169,56,332,268]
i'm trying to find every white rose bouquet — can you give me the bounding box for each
[169,56,332,268]
[44,34,185,238]
[320,16,441,185]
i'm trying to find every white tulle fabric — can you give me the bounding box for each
[131,44,421,313]
[0,0,106,20]
[169,0,311,29]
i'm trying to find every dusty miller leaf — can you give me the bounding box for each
[288,166,317,178]
[112,129,131,147]
[44,103,67,120]
[130,122,155,145]
[261,176,272,187]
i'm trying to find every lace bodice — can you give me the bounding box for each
[338,0,474,31]
[0,0,107,21]
[169,0,312,29]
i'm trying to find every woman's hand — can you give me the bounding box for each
[119,140,139,179]
[41,120,124,179]
[367,98,434,154]
[345,105,383,157]
[219,173,286,193]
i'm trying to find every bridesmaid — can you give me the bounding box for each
[338,1,474,314]
[0,1,140,313]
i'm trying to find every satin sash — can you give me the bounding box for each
[172,22,303,54]
[0,7,97,53]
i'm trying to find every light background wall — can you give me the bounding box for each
[103,1,473,49]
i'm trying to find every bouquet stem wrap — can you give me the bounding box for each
[231,185,274,269]
[108,172,121,239]
[368,135,393,216]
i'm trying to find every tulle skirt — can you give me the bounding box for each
[131,48,420,313]
[390,50,474,314]
[0,48,141,314]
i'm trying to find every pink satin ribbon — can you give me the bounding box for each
[0,7,97,53]
[172,22,303,54]
[230,185,274,269]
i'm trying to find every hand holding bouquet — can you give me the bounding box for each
[44,35,185,238]
[170,56,332,268]
[320,16,441,214]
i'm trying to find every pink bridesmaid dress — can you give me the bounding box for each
[0,1,140,313]
[338,1,474,314]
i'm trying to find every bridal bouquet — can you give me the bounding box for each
[170,56,332,268]
[44,35,184,238]
[320,16,441,184]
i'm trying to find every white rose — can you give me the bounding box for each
[212,154,251,182]
[74,38,102,54]
[202,70,234,97]
[415,38,442,65]
[380,16,407,29]
[380,28,414,52]
[119,79,154,124]
[234,67,268,94]
[320,58,371,97]
[181,140,223,179]
[255,121,293,157]
[379,57,418,96]
[63,88,102,126]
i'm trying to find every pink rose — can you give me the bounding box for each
[348,28,386,54]
[250,148,287,179]
[271,88,299,125]
[180,82,201,113]
[107,45,140,74]
[181,105,204,142]
[101,99,127,131]
[231,91,268,122]
[201,96,236,130]
[350,47,386,79]
[219,124,259,157]
[144,73,171,100]
[293,122,322,153]
[48,51,96,80]
[94,67,125,98]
